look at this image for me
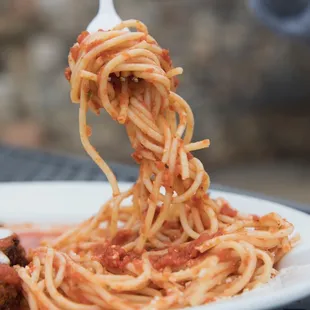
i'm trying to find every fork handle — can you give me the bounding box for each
[98,0,116,15]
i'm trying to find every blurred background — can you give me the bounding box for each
[0,0,310,204]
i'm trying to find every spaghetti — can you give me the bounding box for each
[17,20,297,309]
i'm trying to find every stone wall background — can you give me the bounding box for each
[0,0,310,202]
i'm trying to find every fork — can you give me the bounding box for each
[87,0,125,32]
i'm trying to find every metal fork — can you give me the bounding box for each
[87,0,125,32]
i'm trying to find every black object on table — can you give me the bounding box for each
[0,144,138,182]
[0,144,309,310]
[250,0,310,40]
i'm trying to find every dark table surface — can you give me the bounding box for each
[0,144,309,310]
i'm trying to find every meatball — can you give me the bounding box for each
[0,228,28,310]
[0,230,28,267]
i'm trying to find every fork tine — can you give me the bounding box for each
[87,0,127,32]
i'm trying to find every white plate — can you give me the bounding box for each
[1,181,310,310]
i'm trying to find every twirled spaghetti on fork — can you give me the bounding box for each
[16,20,297,310]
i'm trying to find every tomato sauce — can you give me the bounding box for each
[92,242,140,272]
[145,68,154,73]
[150,231,223,270]
[162,49,172,66]
[220,203,237,217]
[216,249,233,262]
[163,221,180,229]
[70,45,80,62]
[186,152,194,160]
[77,31,89,44]
[64,67,72,81]
[17,230,64,251]
[86,40,102,52]
[0,264,20,285]
[252,214,260,221]
[111,230,135,246]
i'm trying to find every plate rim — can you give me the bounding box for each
[1,180,308,214]
[0,181,310,310]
